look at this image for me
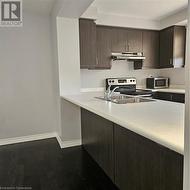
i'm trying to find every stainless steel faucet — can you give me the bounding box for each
[104,86,120,100]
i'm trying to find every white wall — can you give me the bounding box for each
[81,61,185,89]
[95,13,160,30]
[57,17,81,95]
[52,0,95,144]
[159,68,185,86]
[160,8,187,29]
[81,62,159,88]
[0,11,59,139]
[61,99,81,142]
[57,17,81,142]
[58,0,94,18]
[82,6,188,30]
[51,5,62,137]
[82,5,188,30]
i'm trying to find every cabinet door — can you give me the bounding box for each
[79,19,96,69]
[159,27,174,68]
[173,26,186,67]
[160,148,183,190]
[96,26,112,69]
[153,92,185,103]
[143,30,159,68]
[114,125,161,190]
[81,109,114,181]
[153,92,173,101]
[127,29,143,52]
[114,124,183,190]
[111,27,127,52]
[172,93,185,103]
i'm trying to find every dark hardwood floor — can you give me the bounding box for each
[0,138,118,190]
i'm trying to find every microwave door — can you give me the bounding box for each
[154,79,168,88]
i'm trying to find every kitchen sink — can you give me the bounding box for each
[95,95,155,104]
[111,96,155,104]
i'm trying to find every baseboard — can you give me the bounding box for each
[0,132,81,149]
[0,132,57,146]
[56,135,81,149]
[61,139,81,148]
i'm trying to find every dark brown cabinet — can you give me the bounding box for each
[127,29,143,52]
[114,124,183,190]
[161,147,184,190]
[159,27,173,68]
[111,27,158,68]
[96,26,112,69]
[81,109,114,181]
[143,30,159,68]
[79,19,96,69]
[79,19,112,69]
[115,125,162,190]
[111,27,127,52]
[159,26,186,68]
[153,92,185,103]
[79,19,186,70]
[111,28,143,53]
[81,108,184,190]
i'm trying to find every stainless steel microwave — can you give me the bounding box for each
[146,77,169,89]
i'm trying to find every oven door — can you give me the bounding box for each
[154,78,169,88]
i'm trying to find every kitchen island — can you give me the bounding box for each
[62,91,184,190]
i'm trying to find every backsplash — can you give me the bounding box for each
[80,61,185,89]
[159,68,185,86]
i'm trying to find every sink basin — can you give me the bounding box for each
[111,97,155,104]
[95,95,155,104]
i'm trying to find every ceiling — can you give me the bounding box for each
[23,0,56,15]
[91,0,188,21]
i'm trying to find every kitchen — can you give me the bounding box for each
[61,0,187,189]
[0,0,190,190]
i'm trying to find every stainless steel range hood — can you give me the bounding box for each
[111,52,145,61]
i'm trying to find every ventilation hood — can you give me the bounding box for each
[111,52,145,61]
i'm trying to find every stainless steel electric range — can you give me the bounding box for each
[106,77,153,97]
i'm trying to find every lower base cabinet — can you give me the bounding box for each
[114,125,183,190]
[81,109,114,181]
[81,108,183,190]
[153,92,185,103]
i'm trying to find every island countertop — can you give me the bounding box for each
[62,91,185,155]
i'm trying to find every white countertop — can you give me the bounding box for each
[62,92,184,155]
[81,87,185,94]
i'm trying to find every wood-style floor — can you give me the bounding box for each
[0,138,118,190]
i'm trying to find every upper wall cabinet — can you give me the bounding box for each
[143,30,159,68]
[111,27,143,53]
[127,29,143,52]
[79,19,112,69]
[159,26,186,69]
[79,19,97,69]
[96,26,112,69]
[110,27,158,68]
[111,27,127,52]
[79,19,185,70]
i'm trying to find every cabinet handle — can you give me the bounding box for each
[170,94,173,101]
[96,56,99,65]
[169,58,173,66]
